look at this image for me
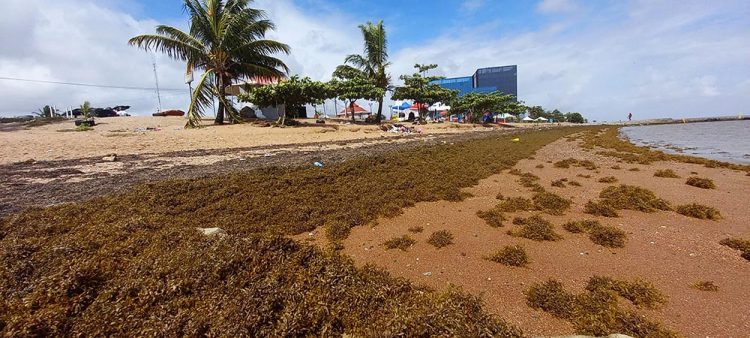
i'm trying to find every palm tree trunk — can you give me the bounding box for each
[214,75,225,125]
[376,97,384,124]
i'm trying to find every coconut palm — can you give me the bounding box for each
[129,0,290,128]
[335,21,390,123]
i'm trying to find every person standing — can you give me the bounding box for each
[628,112,633,121]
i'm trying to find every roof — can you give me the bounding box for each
[338,103,369,115]
[225,75,285,96]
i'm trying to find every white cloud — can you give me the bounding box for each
[461,0,486,13]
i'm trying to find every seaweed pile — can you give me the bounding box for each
[1,128,581,335]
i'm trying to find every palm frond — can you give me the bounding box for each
[128,34,203,62]
[185,70,215,128]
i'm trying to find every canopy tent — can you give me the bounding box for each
[535,117,549,122]
[337,103,370,116]
[522,116,535,122]
[429,102,451,112]
[391,102,412,111]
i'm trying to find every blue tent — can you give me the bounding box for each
[391,102,411,111]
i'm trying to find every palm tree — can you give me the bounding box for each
[129,0,290,128]
[335,21,390,123]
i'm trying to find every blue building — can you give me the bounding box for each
[433,65,517,99]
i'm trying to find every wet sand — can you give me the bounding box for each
[300,136,750,336]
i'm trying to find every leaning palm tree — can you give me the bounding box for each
[335,21,391,123]
[129,0,290,128]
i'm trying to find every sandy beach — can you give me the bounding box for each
[300,132,750,336]
[0,116,509,165]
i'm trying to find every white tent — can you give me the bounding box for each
[536,117,549,122]
[429,102,451,112]
[522,116,535,122]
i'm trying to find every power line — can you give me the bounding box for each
[0,76,185,92]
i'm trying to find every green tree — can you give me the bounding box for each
[527,106,545,119]
[391,64,457,121]
[129,0,290,128]
[36,105,55,118]
[549,109,565,122]
[335,21,391,123]
[451,91,518,122]
[330,68,384,123]
[567,112,585,123]
[239,76,330,126]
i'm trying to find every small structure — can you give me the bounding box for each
[522,116,535,122]
[535,117,549,122]
[226,76,286,120]
[337,103,371,120]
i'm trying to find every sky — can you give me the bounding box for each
[1,0,749,122]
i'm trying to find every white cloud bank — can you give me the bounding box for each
[1,0,748,121]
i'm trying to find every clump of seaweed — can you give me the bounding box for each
[496,197,535,213]
[532,192,572,215]
[525,278,676,337]
[577,174,592,178]
[487,245,529,267]
[408,226,424,233]
[676,203,722,220]
[563,220,626,248]
[584,200,619,217]
[685,177,716,189]
[628,167,641,172]
[654,169,680,178]
[562,220,601,234]
[585,276,668,310]
[611,165,622,170]
[588,225,627,248]
[384,235,416,251]
[535,164,545,169]
[507,215,562,241]
[495,192,504,200]
[477,209,505,227]
[551,179,567,188]
[597,185,672,213]
[427,230,454,249]
[568,180,582,187]
[720,237,750,261]
[691,281,719,292]
[554,158,598,170]
[598,176,618,184]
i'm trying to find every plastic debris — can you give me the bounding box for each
[314,162,324,168]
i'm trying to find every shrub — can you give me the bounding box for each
[427,230,454,249]
[326,221,352,242]
[685,177,716,189]
[508,215,561,241]
[584,200,619,217]
[477,209,505,227]
[598,176,618,183]
[487,245,529,267]
[654,169,680,178]
[384,235,416,251]
[719,238,750,252]
[586,276,667,310]
[408,226,424,233]
[496,197,535,212]
[691,281,719,292]
[598,185,672,212]
[588,225,627,248]
[532,192,572,215]
[676,204,722,220]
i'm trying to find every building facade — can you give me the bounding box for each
[433,65,517,99]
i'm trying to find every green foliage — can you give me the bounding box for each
[80,101,92,118]
[384,235,416,251]
[496,197,535,212]
[487,245,529,267]
[391,64,457,120]
[526,278,676,337]
[36,105,56,118]
[427,230,454,249]
[329,70,385,122]
[598,176,618,183]
[240,75,331,125]
[685,177,716,189]
[586,276,667,310]
[566,112,585,124]
[451,91,521,120]
[588,225,627,248]
[654,169,680,178]
[129,0,290,127]
[597,184,672,213]
[676,203,722,220]
[553,158,597,170]
[476,209,505,227]
[507,215,562,241]
[719,238,750,253]
[584,201,620,217]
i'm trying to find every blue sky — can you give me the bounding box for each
[1,0,749,121]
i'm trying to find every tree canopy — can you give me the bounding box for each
[391,64,457,121]
[129,0,290,128]
[238,75,330,125]
[330,68,384,122]
[451,91,521,120]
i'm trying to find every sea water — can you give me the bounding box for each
[620,120,750,165]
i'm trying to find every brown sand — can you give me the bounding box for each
[0,116,502,165]
[299,137,750,336]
